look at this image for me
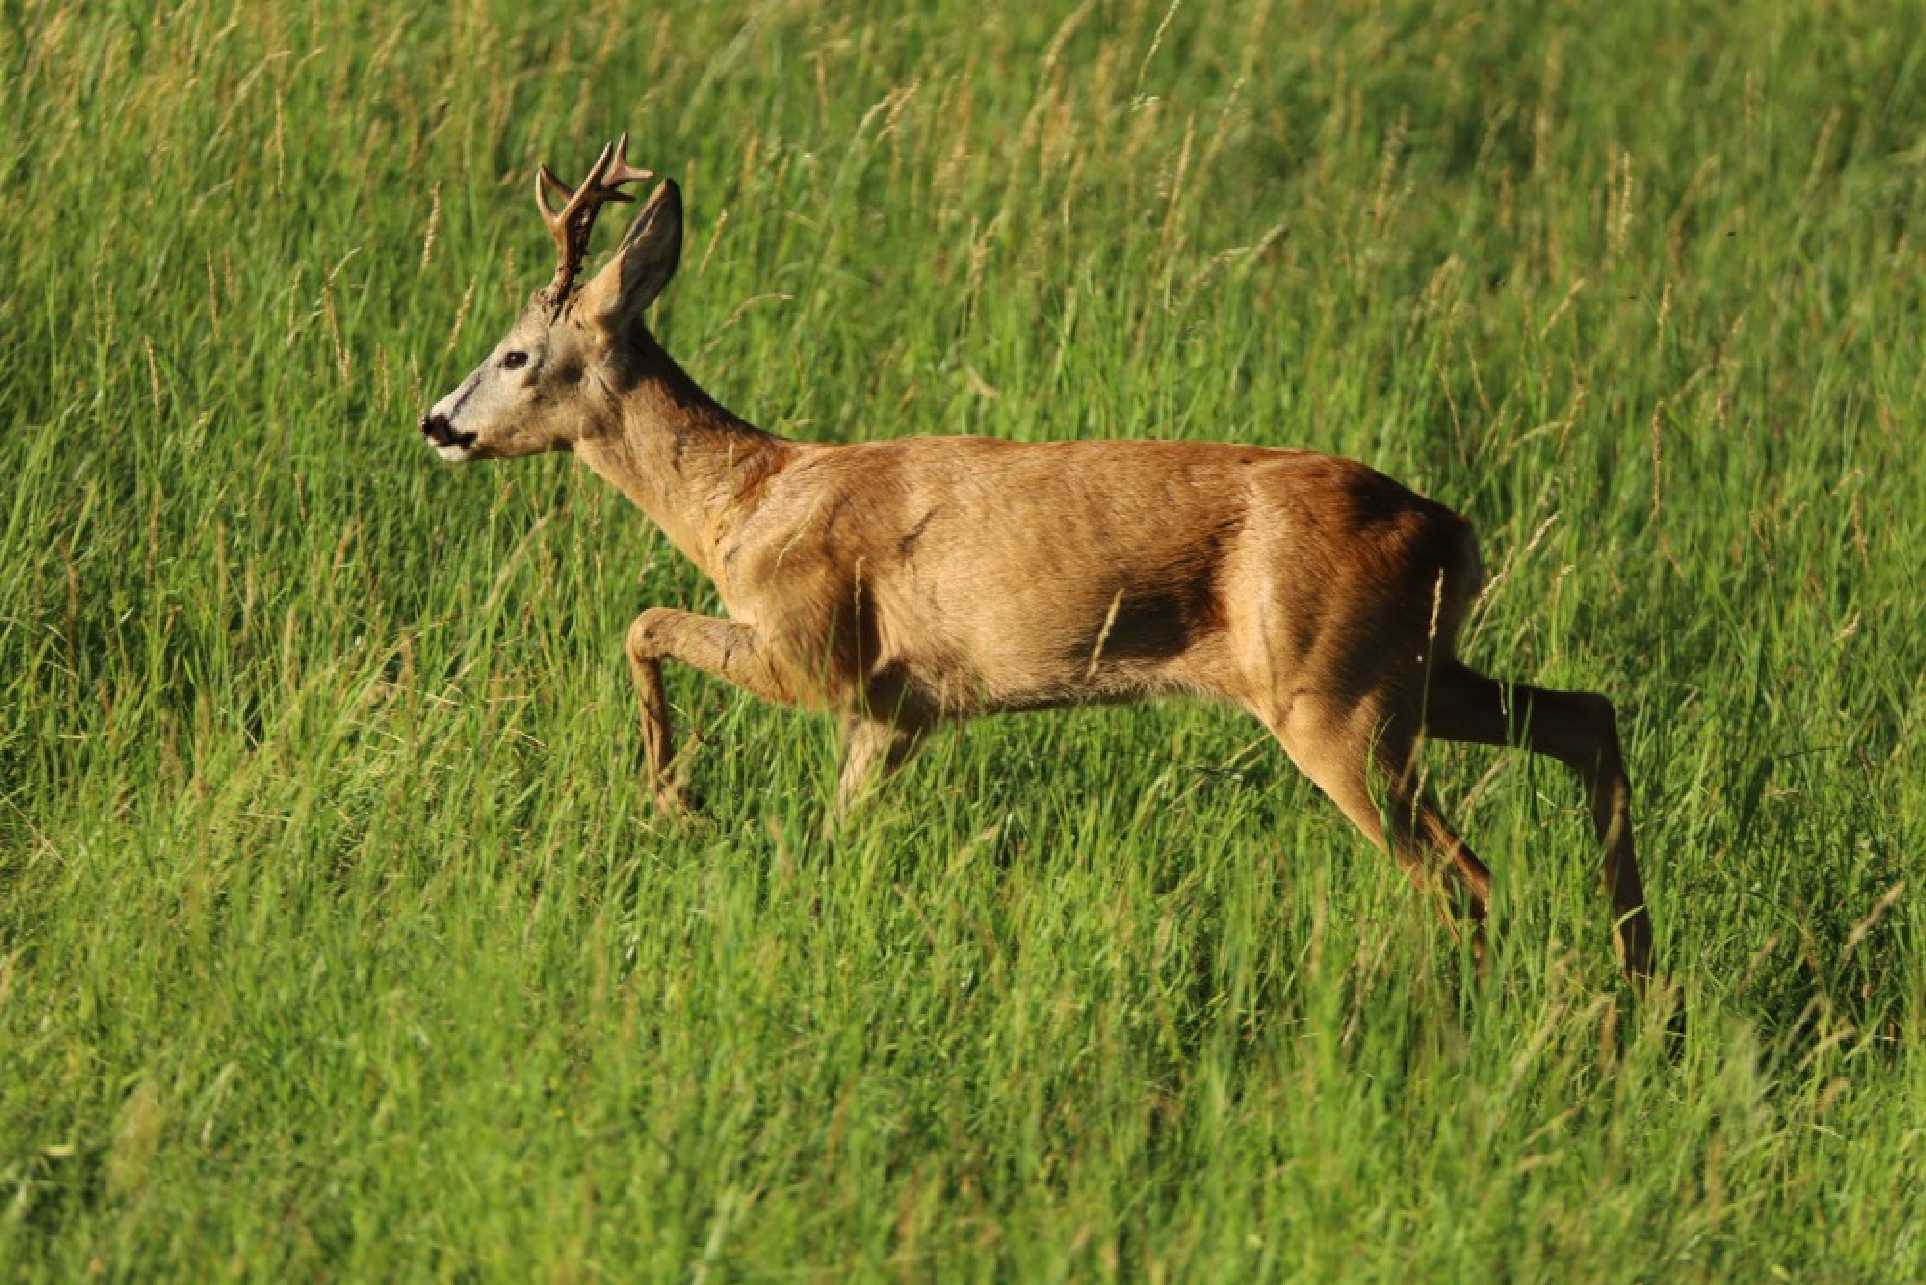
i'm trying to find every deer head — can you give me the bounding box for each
[420,134,684,462]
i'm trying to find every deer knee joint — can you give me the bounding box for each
[1571,691,1624,770]
[1579,691,1620,741]
[627,608,676,661]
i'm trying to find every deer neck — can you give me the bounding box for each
[574,330,785,580]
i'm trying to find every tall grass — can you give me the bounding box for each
[3,0,1922,1277]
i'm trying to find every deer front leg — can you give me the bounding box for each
[624,608,795,818]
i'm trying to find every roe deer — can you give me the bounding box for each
[419,136,1655,985]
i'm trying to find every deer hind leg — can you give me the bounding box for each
[624,608,797,818]
[1264,692,1493,955]
[1419,661,1654,985]
[833,714,927,820]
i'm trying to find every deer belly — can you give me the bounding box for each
[877,574,1223,715]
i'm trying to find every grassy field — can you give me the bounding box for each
[4,0,1925,1277]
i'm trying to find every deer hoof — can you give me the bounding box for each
[649,783,705,824]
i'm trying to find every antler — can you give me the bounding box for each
[534,132,654,307]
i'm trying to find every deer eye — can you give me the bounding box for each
[501,350,529,370]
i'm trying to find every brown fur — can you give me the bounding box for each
[422,159,1656,986]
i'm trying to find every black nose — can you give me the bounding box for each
[420,412,477,450]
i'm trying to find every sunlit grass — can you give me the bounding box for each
[2,0,1922,1277]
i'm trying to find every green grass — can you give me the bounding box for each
[4,0,1924,1277]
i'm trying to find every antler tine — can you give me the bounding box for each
[533,137,655,306]
[603,131,654,189]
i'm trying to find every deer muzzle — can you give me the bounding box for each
[419,412,478,460]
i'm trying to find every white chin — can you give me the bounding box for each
[434,442,475,463]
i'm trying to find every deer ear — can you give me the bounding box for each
[579,179,682,337]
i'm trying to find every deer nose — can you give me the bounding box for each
[420,412,450,442]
